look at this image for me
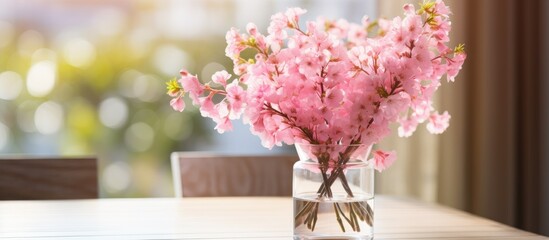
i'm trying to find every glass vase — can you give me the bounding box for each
[293,143,374,240]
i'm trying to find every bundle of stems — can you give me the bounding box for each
[294,145,374,232]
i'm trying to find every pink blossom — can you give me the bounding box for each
[226,80,246,119]
[210,101,232,134]
[389,17,407,45]
[275,126,296,146]
[361,123,391,146]
[296,54,323,76]
[431,58,448,80]
[232,61,249,76]
[246,23,268,51]
[371,150,397,172]
[325,19,349,39]
[426,111,451,134]
[403,4,415,16]
[447,52,466,82]
[379,92,411,121]
[253,114,278,149]
[403,15,422,39]
[361,16,370,27]
[434,0,452,17]
[167,2,465,173]
[377,19,392,35]
[324,88,344,108]
[179,70,203,104]
[170,96,185,112]
[398,117,418,137]
[429,16,451,43]
[347,24,367,45]
[268,12,287,35]
[285,8,307,28]
[246,23,259,36]
[266,37,282,53]
[257,130,276,149]
[212,70,231,86]
[410,38,434,75]
[411,100,433,122]
[198,96,217,119]
[225,28,246,59]
[214,116,232,134]
[267,12,290,52]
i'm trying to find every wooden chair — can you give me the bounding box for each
[0,156,98,200]
[171,152,297,197]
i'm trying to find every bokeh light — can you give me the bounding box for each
[134,74,163,102]
[62,38,96,68]
[26,60,56,97]
[99,97,128,129]
[152,44,192,76]
[125,122,154,152]
[128,27,157,59]
[17,30,45,56]
[201,62,226,81]
[34,101,64,135]
[118,69,143,99]
[102,161,131,194]
[0,71,23,100]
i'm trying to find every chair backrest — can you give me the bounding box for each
[171,152,297,197]
[0,156,98,200]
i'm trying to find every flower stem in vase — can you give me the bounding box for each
[294,146,374,233]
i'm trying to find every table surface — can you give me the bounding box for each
[0,196,546,240]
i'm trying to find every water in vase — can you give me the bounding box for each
[294,193,374,240]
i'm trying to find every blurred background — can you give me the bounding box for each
[0,0,547,236]
[0,0,376,197]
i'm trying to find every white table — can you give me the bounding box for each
[0,196,546,239]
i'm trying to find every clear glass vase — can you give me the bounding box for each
[293,143,374,240]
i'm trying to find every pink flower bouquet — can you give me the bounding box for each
[167,0,465,235]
